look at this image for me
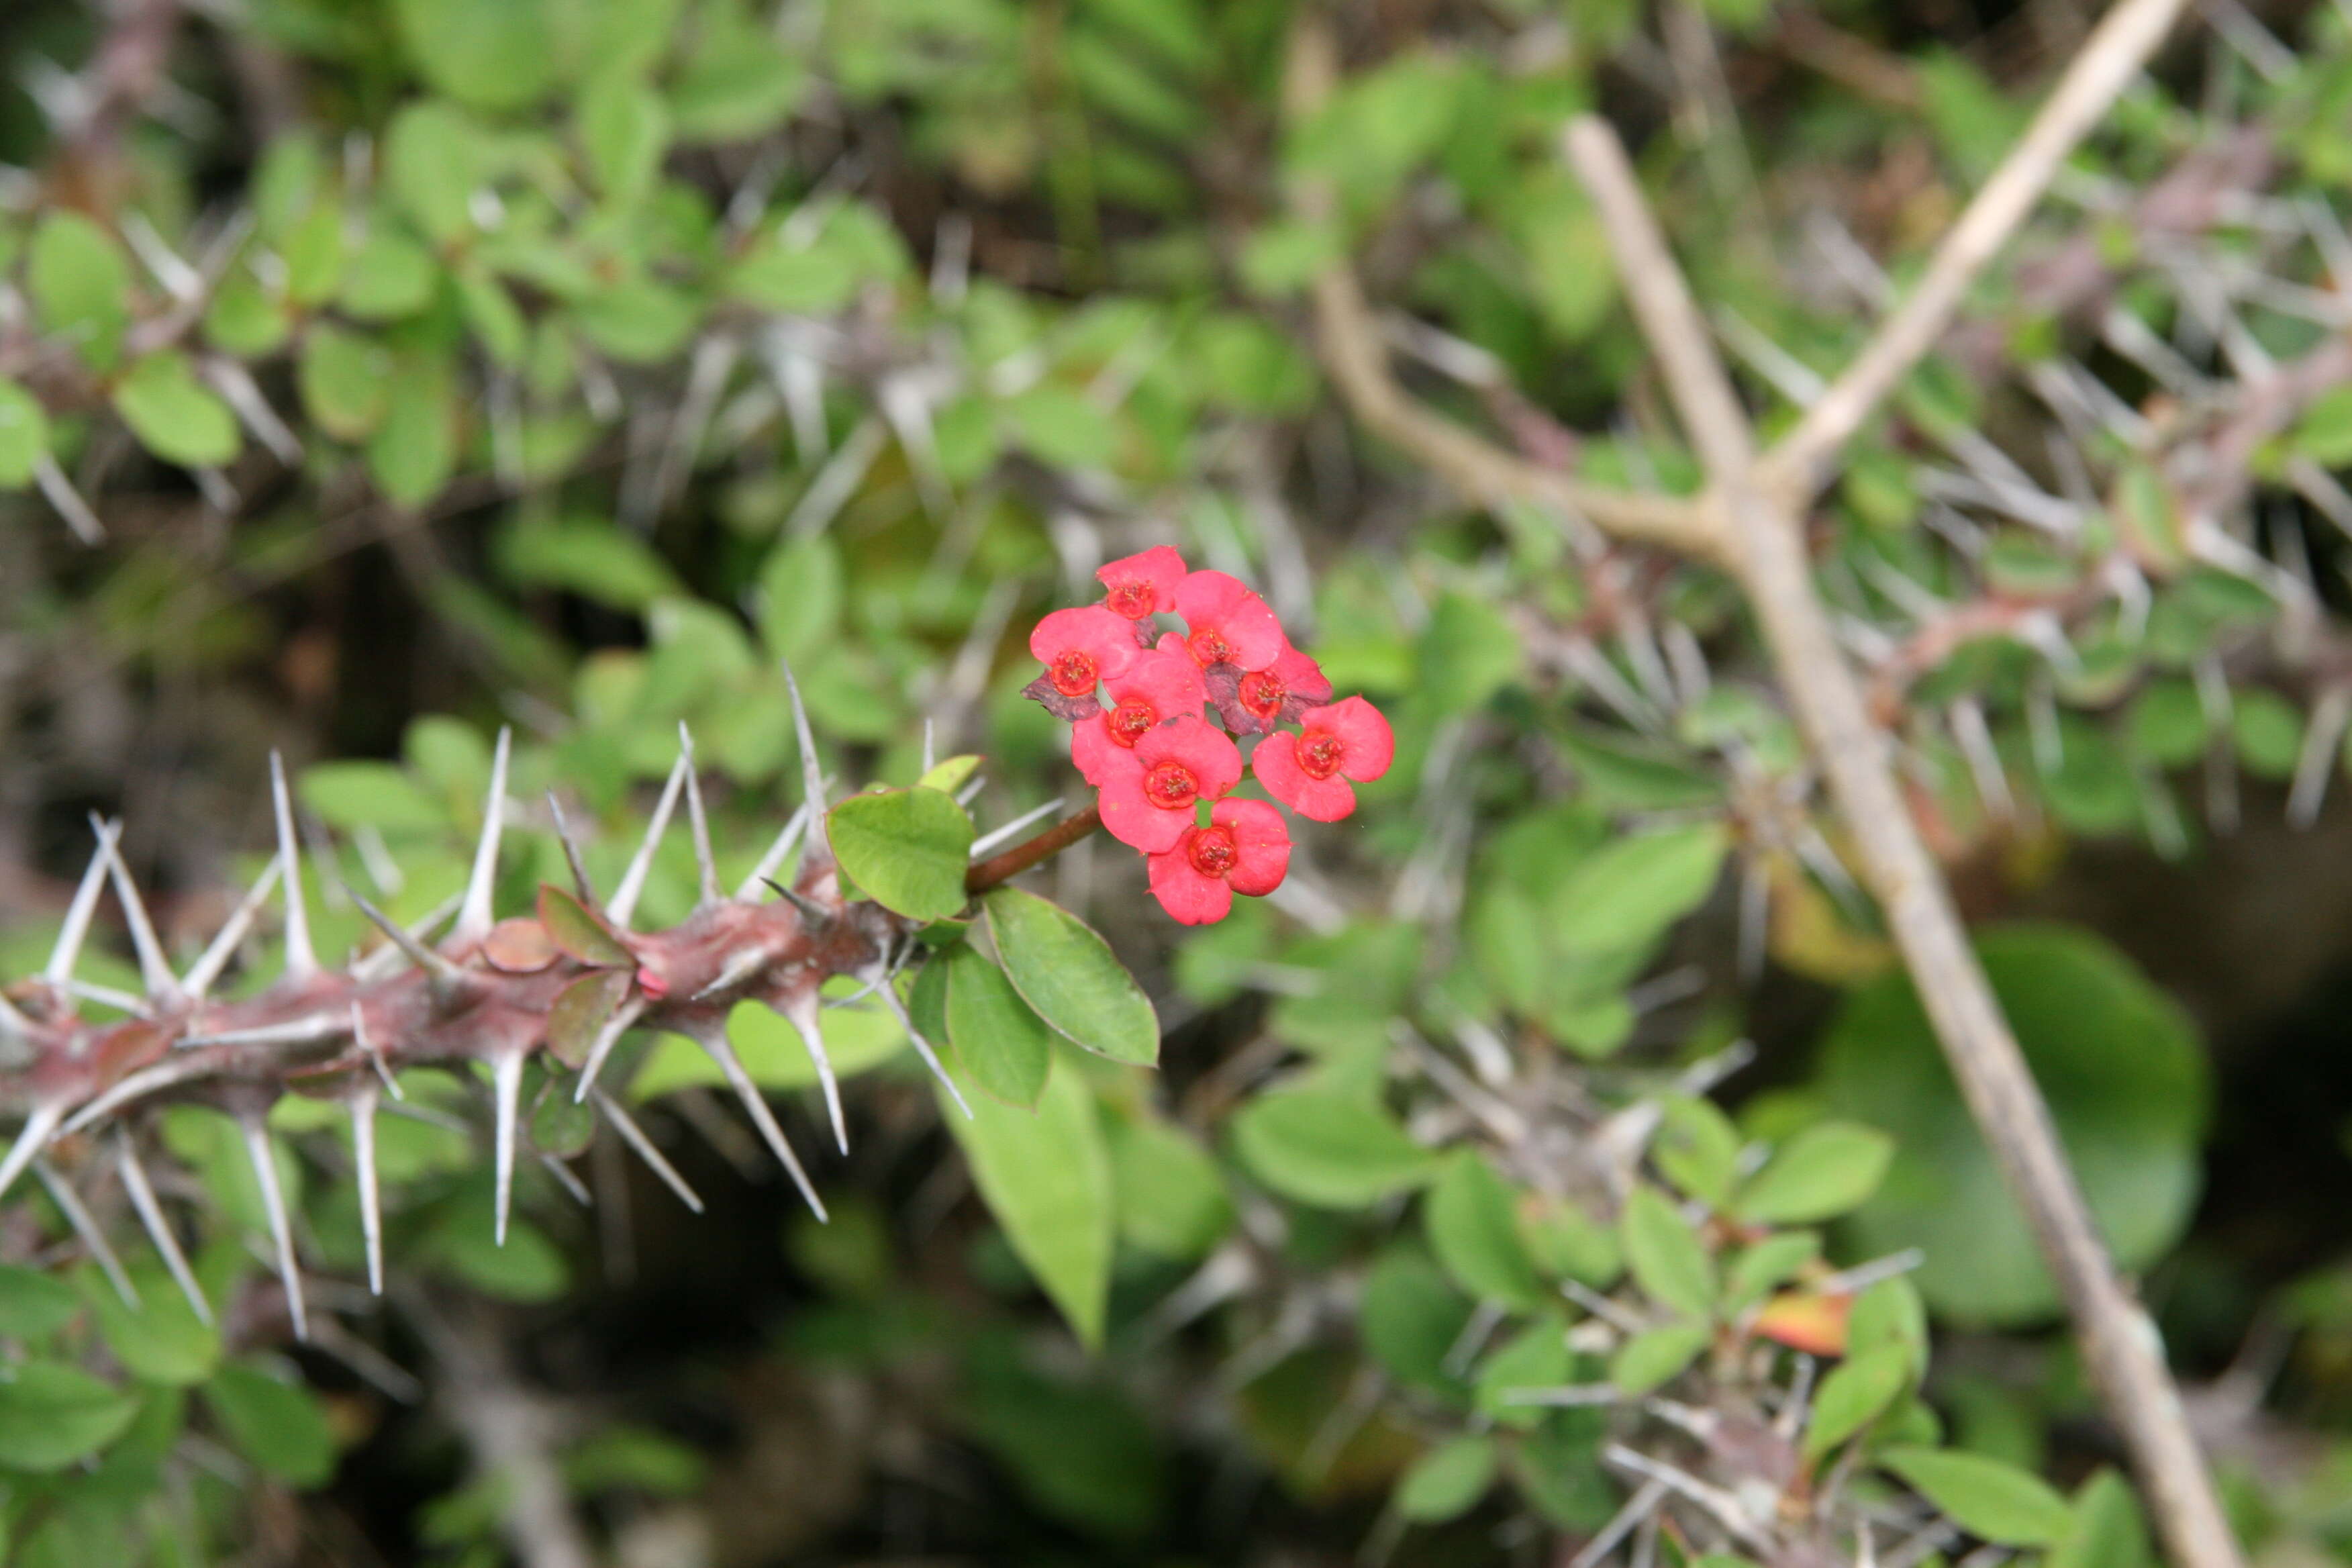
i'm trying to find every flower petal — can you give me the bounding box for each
[1148,841,1234,924]
[1134,714,1242,799]
[1212,798,1291,895]
[1096,768,1192,853]
[1314,695,1394,783]
[1071,716,1121,783]
[1098,544,1189,618]
[1106,648,1207,718]
[1175,570,1287,671]
[1251,730,1357,822]
[1029,605,1141,679]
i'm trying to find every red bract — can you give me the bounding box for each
[1097,715,1241,853]
[1025,605,1142,720]
[1174,571,1287,672]
[1073,650,1207,784]
[1206,645,1332,735]
[1252,696,1395,822]
[1148,799,1291,924]
[1097,545,1188,621]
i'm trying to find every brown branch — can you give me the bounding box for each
[1282,26,1723,567]
[1564,114,2242,1568]
[1762,0,2193,501]
[965,805,1101,895]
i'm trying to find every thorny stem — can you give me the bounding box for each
[1563,112,2240,1568]
[965,804,1102,895]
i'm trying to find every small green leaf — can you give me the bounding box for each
[496,516,684,610]
[944,947,1052,1108]
[1106,1114,1232,1261]
[830,787,976,923]
[1396,1435,1498,1523]
[341,230,440,321]
[546,968,632,1069]
[0,1362,140,1471]
[28,213,132,368]
[298,324,393,442]
[1849,1275,1930,1380]
[532,1077,598,1157]
[0,380,52,489]
[1879,1446,2073,1546]
[1736,1120,1895,1224]
[0,1263,79,1338]
[1554,824,1728,954]
[280,203,346,306]
[538,884,634,967]
[1620,1185,1716,1319]
[366,350,459,505]
[983,888,1159,1065]
[1803,1343,1910,1459]
[2053,1469,2157,1568]
[1725,1232,1819,1311]
[299,761,443,831]
[114,352,240,468]
[940,1054,1114,1348]
[1424,1152,1543,1310]
[578,69,671,203]
[917,754,983,795]
[1654,1094,1743,1208]
[1230,1087,1438,1209]
[204,1359,336,1485]
[383,101,482,244]
[1474,1316,1572,1427]
[85,1265,221,1385]
[393,0,558,112]
[1610,1322,1710,1395]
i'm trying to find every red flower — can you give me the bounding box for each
[1072,650,1207,784]
[1148,799,1291,924]
[1251,696,1394,822]
[1025,606,1142,720]
[1096,715,1242,853]
[1173,570,1286,673]
[1097,545,1188,621]
[1206,645,1332,735]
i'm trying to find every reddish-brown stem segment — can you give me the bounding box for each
[965,806,1102,895]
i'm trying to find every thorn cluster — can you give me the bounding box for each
[0,668,905,1340]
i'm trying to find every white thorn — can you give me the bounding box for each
[0,991,32,1038]
[35,1159,138,1308]
[491,1049,524,1246]
[779,657,830,863]
[352,1003,400,1099]
[183,854,283,998]
[92,816,184,1006]
[0,1102,64,1204]
[455,727,512,947]
[60,1057,213,1134]
[697,1030,827,1220]
[591,1089,704,1213]
[350,1086,383,1295]
[537,1150,591,1206]
[609,754,689,930]
[117,1136,212,1326]
[677,724,723,910]
[736,800,815,901]
[348,891,468,987]
[46,820,120,988]
[573,995,646,1104]
[270,753,317,981]
[779,992,846,1155]
[922,718,936,775]
[243,1118,308,1342]
[173,1014,347,1050]
[350,894,458,985]
[969,797,1063,860]
[874,969,969,1120]
[2288,687,2352,830]
[545,791,596,903]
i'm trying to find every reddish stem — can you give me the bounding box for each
[965,805,1102,895]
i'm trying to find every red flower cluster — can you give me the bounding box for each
[1026,547,1393,924]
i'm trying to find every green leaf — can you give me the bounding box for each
[1424,1152,1543,1310]
[367,350,460,505]
[1474,1315,1572,1427]
[829,787,975,922]
[497,516,684,610]
[1001,385,1118,469]
[1879,1446,2073,1546]
[0,1362,140,1471]
[383,101,483,244]
[393,0,559,112]
[299,760,443,831]
[2125,678,2206,767]
[983,888,1159,1065]
[2053,1470,2157,1568]
[427,1195,571,1303]
[917,754,982,795]
[204,1359,336,1485]
[1361,1247,1473,1392]
[634,989,906,1098]
[1610,1322,1710,1395]
[579,69,671,203]
[1418,591,1524,712]
[1819,924,2208,1324]
[2232,689,2303,780]
[1620,1185,1716,1319]
[1106,1114,1232,1261]
[941,1055,1114,1348]
[0,380,52,489]
[1849,1275,1930,1380]
[0,1264,79,1338]
[340,230,441,321]
[2292,383,2352,467]
[573,279,700,364]
[1654,1093,1743,1208]
[756,533,843,662]
[299,323,394,442]
[1553,824,1728,954]
[281,203,346,306]
[1395,1435,1498,1523]
[1803,1343,1910,1459]
[86,1265,221,1385]
[944,946,1052,1108]
[28,213,132,368]
[113,352,240,468]
[1724,1232,1818,1311]
[1230,1087,1439,1209]
[1736,1120,1894,1225]
[546,968,632,1069]
[538,884,634,967]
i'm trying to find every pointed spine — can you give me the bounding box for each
[779,989,847,1155]
[35,1159,138,1308]
[0,1102,63,1205]
[573,995,646,1104]
[546,791,597,903]
[677,724,724,910]
[491,1049,524,1246]
[116,1136,212,1325]
[697,1029,827,1220]
[454,727,513,948]
[46,821,119,987]
[591,1089,705,1214]
[183,855,283,999]
[93,817,184,1006]
[876,968,971,1120]
[780,656,830,866]
[269,753,317,981]
[242,1118,308,1341]
[61,1056,217,1134]
[350,1085,383,1295]
[736,801,814,901]
[609,754,689,930]
[348,891,470,991]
